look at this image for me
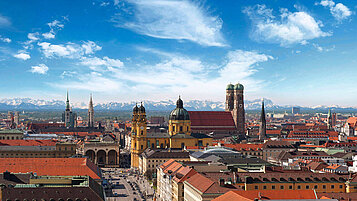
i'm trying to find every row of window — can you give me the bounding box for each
[0,136,21,140]
[253,184,343,190]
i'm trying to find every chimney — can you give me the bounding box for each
[3,171,11,180]
[219,178,225,186]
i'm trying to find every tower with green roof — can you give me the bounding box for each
[225,83,245,136]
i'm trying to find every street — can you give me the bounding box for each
[103,168,154,201]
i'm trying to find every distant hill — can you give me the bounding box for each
[0,98,356,112]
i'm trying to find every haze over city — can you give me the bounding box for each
[0,0,356,106]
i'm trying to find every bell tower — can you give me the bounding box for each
[130,103,148,168]
[233,83,245,135]
[225,84,234,111]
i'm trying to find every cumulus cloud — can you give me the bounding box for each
[243,4,331,46]
[30,64,49,74]
[13,52,31,60]
[42,32,55,39]
[112,0,226,47]
[0,36,11,43]
[71,49,271,98]
[318,0,352,21]
[38,41,101,59]
[42,18,67,39]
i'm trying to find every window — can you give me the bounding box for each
[280,186,284,189]
[314,185,318,189]
[198,140,203,147]
[180,126,183,132]
[297,185,301,189]
[331,185,334,189]
[254,186,258,190]
[181,143,185,149]
[339,185,343,189]
[306,185,309,189]
[156,140,159,148]
[141,130,143,135]
[141,145,143,150]
[323,185,326,189]
[187,126,189,131]
[272,185,275,189]
[173,125,176,131]
[263,186,267,189]
[289,185,292,189]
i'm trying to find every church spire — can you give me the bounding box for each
[66,90,70,111]
[259,99,267,141]
[88,93,94,128]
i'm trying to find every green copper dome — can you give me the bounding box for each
[169,96,190,121]
[226,84,234,90]
[234,83,244,90]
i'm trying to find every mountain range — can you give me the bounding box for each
[0,98,356,112]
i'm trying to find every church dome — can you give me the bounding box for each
[226,84,234,90]
[133,104,139,113]
[139,103,145,113]
[234,83,244,90]
[169,96,190,121]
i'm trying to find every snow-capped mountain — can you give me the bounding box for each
[0,98,356,111]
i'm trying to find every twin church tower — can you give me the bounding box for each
[225,83,245,135]
[62,91,94,128]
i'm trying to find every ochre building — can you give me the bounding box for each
[131,97,213,168]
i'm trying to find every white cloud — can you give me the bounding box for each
[52,72,122,92]
[313,43,335,52]
[80,56,124,70]
[13,52,31,60]
[112,0,226,47]
[42,17,68,39]
[0,14,11,27]
[100,2,110,6]
[50,47,272,100]
[24,32,40,49]
[30,64,49,74]
[319,0,352,21]
[42,32,55,39]
[0,36,11,43]
[81,41,102,54]
[61,71,78,78]
[42,19,67,39]
[27,32,40,41]
[38,41,101,59]
[243,4,331,46]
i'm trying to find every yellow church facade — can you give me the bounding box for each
[131,97,213,168]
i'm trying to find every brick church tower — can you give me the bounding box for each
[225,83,245,135]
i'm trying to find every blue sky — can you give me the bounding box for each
[0,0,356,106]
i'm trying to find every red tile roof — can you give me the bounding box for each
[0,140,57,146]
[213,190,317,201]
[0,158,100,180]
[188,111,236,130]
[223,143,263,151]
[184,172,215,193]
[346,117,357,128]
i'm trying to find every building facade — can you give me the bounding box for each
[131,99,212,168]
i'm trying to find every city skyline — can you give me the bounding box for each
[0,0,356,106]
